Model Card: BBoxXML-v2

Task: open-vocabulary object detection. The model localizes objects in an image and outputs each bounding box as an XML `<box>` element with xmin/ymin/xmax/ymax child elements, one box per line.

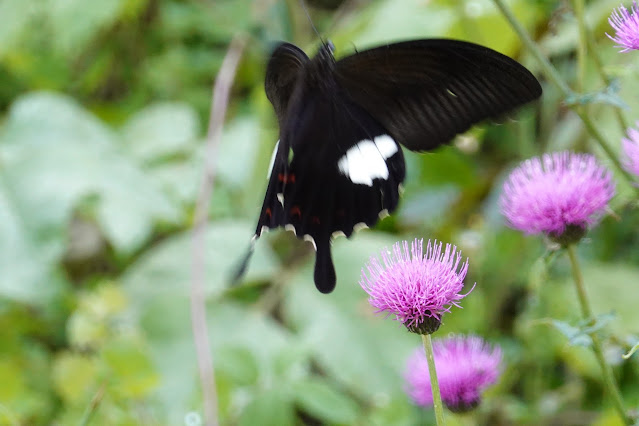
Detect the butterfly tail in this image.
<box><xmin>229</xmin><ymin>239</ymin><xmax>256</xmax><ymax>286</ymax></box>
<box><xmin>314</xmin><ymin>238</ymin><xmax>336</xmax><ymax>294</ymax></box>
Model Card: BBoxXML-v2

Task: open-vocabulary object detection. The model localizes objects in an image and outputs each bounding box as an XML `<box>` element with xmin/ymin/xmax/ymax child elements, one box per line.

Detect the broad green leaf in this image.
<box><xmin>366</xmin><ymin>395</ymin><xmax>416</xmax><ymax>426</ymax></box>
<box><xmin>293</xmin><ymin>378</ymin><xmax>361</xmax><ymax>424</ymax></box>
<box><xmin>0</xmin><ymin>0</ymin><xmax>35</xmax><ymax>58</ymax></box>
<box><xmin>45</xmin><ymin>0</ymin><xmax>124</xmax><ymax>56</ymax></box>
<box><xmin>0</xmin><ymin>350</ymin><xmax>55</xmax><ymax>423</ymax></box>
<box><xmin>121</xmin><ymin>102</ymin><xmax>200</xmax><ymax>164</ymax></box>
<box><xmin>0</xmin><ymin>358</ymin><xmax>28</xmax><ymax>402</ymax></box>
<box><xmin>0</xmin><ymin>176</ymin><xmax>66</xmax><ymax>303</ymax></box>
<box><xmin>216</xmin><ymin>346</ymin><xmax>259</xmax><ymax>386</ymax></box>
<box><xmin>121</xmin><ymin>220</ymin><xmax>279</xmax><ymax>300</ymax></box>
<box><xmin>238</xmin><ymin>389</ymin><xmax>295</xmax><ymax>426</ymax></box>
<box><xmin>127</xmin><ymin>296</ymin><xmax>295</xmax><ymax>424</ymax></box>
<box><xmin>102</xmin><ymin>338</ymin><xmax>160</xmax><ymax>398</ymax></box>
<box><xmin>51</xmin><ymin>352</ymin><xmax>99</xmax><ymax>404</ymax></box>
<box><xmin>0</xmin><ymin>92</ymin><xmax>180</xmax><ymax>302</ymax></box>
<box><xmin>216</xmin><ymin>116</ymin><xmax>262</xmax><ymax>189</ymax></box>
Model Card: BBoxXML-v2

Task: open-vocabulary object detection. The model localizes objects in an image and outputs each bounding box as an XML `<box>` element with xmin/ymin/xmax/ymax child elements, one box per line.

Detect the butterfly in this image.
<box><xmin>236</xmin><ymin>39</ymin><xmax>542</xmax><ymax>294</ymax></box>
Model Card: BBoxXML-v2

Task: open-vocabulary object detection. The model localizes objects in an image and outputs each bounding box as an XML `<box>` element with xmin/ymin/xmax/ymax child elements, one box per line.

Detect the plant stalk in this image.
<box><xmin>422</xmin><ymin>333</ymin><xmax>446</xmax><ymax>426</ymax></box>
<box><xmin>566</xmin><ymin>245</ymin><xmax>631</xmax><ymax>425</ymax></box>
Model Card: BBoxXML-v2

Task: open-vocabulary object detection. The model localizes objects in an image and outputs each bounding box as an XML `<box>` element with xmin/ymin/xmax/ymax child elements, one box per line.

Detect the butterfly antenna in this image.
<box><xmin>299</xmin><ymin>0</ymin><xmax>323</xmax><ymax>42</ymax></box>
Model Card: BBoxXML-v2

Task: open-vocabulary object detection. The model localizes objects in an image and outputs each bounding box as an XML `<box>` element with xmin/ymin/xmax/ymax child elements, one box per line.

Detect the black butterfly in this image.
<box><xmin>236</xmin><ymin>39</ymin><xmax>541</xmax><ymax>294</ymax></box>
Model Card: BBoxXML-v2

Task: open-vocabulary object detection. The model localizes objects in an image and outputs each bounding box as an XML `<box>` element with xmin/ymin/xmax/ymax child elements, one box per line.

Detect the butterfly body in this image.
<box><xmin>241</xmin><ymin>39</ymin><xmax>541</xmax><ymax>294</ymax></box>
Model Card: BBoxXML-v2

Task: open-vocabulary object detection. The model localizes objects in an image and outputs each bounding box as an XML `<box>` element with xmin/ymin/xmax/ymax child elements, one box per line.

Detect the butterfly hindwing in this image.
<box><xmin>334</xmin><ymin>39</ymin><xmax>542</xmax><ymax>152</ymax></box>
<box><xmin>256</xmin><ymin>88</ymin><xmax>405</xmax><ymax>293</ymax></box>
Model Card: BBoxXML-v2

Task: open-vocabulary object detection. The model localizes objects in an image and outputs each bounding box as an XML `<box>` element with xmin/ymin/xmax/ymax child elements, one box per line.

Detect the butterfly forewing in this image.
<box><xmin>265</xmin><ymin>43</ymin><xmax>310</xmax><ymax>126</ymax></box>
<box><xmin>334</xmin><ymin>39</ymin><xmax>542</xmax><ymax>152</ymax></box>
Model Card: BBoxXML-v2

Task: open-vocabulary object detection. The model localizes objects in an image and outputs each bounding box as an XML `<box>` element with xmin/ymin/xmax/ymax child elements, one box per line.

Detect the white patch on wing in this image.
<box><xmin>266</xmin><ymin>140</ymin><xmax>279</xmax><ymax>179</ymax></box>
<box><xmin>303</xmin><ymin>234</ymin><xmax>317</xmax><ymax>250</ymax></box>
<box><xmin>378</xmin><ymin>209</ymin><xmax>389</xmax><ymax>219</ymax></box>
<box><xmin>332</xmin><ymin>230</ymin><xmax>346</xmax><ymax>240</ymax></box>
<box><xmin>285</xmin><ymin>224</ymin><xmax>297</xmax><ymax>235</ymax></box>
<box><xmin>277</xmin><ymin>193</ymin><xmax>284</xmax><ymax>205</ymax></box>
<box><xmin>337</xmin><ymin>135</ymin><xmax>398</xmax><ymax>186</ymax></box>
<box><xmin>354</xmin><ymin>222</ymin><xmax>368</xmax><ymax>232</ymax></box>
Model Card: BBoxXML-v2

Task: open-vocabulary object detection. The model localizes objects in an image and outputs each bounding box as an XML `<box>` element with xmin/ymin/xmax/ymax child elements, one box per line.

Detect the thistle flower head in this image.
<box><xmin>607</xmin><ymin>1</ymin><xmax>639</xmax><ymax>51</ymax></box>
<box><xmin>404</xmin><ymin>335</ymin><xmax>502</xmax><ymax>413</ymax></box>
<box><xmin>622</xmin><ymin>122</ymin><xmax>639</xmax><ymax>178</ymax></box>
<box><xmin>359</xmin><ymin>239</ymin><xmax>473</xmax><ymax>334</ymax></box>
<box><xmin>500</xmin><ymin>151</ymin><xmax>614</xmax><ymax>244</ymax></box>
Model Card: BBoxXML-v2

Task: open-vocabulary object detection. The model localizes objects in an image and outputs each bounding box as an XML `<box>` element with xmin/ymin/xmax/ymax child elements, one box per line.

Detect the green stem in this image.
<box><xmin>422</xmin><ymin>333</ymin><xmax>446</xmax><ymax>426</ymax></box>
<box><xmin>566</xmin><ymin>246</ymin><xmax>631</xmax><ymax>425</ymax></box>
<box><xmin>584</xmin><ymin>22</ymin><xmax>630</xmax><ymax>132</ymax></box>
<box><xmin>491</xmin><ymin>0</ymin><xmax>637</xmax><ymax>188</ymax></box>
<box><xmin>78</xmin><ymin>384</ymin><xmax>105</xmax><ymax>426</ymax></box>
<box><xmin>572</xmin><ymin>0</ymin><xmax>586</xmax><ymax>93</ymax></box>
<box><xmin>572</xmin><ymin>0</ymin><xmax>630</xmax><ymax>143</ymax></box>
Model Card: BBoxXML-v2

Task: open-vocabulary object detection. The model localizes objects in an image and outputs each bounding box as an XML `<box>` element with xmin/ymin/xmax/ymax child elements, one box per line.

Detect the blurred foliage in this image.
<box><xmin>2</xmin><ymin>0</ymin><xmax>639</xmax><ymax>424</ymax></box>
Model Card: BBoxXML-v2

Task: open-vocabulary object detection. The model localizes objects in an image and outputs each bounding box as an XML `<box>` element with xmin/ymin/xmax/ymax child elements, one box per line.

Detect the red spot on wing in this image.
<box><xmin>265</xmin><ymin>207</ymin><xmax>272</xmax><ymax>218</ymax></box>
<box><xmin>311</xmin><ymin>216</ymin><xmax>320</xmax><ymax>225</ymax></box>
<box><xmin>278</xmin><ymin>173</ymin><xmax>296</xmax><ymax>184</ymax></box>
<box><xmin>290</xmin><ymin>206</ymin><xmax>301</xmax><ymax>218</ymax></box>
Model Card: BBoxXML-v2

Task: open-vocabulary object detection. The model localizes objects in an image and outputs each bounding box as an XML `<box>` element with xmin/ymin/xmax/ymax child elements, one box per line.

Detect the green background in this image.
<box><xmin>1</xmin><ymin>0</ymin><xmax>638</xmax><ymax>424</ymax></box>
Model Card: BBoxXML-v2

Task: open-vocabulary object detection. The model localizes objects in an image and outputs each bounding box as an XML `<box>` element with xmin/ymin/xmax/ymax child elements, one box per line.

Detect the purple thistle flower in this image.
<box><xmin>606</xmin><ymin>1</ymin><xmax>639</xmax><ymax>52</ymax></box>
<box><xmin>404</xmin><ymin>335</ymin><xmax>502</xmax><ymax>413</ymax></box>
<box><xmin>359</xmin><ymin>239</ymin><xmax>473</xmax><ymax>335</ymax></box>
<box><xmin>500</xmin><ymin>151</ymin><xmax>615</xmax><ymax>244</ymax></box>
<box><xmin>622</xmin><ymin>122</ymin><xmax>639</xmax><ymax>178</ymax></box>
<box><xmin>607</xmin><ymin>2</ymin><xmax>639</xmax><ymax>51</ymax></box>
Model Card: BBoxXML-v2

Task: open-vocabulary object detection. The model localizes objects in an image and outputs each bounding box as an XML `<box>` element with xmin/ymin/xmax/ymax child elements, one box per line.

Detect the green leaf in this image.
<box><xmin>550</xmin><ymin>320</ymin><xmax>592</xmax><ymax>347</ymax></box>
<box><xmin>122</xmin><ymin>220</ymin><xmax>279</xmax><ymax>300</ymax></box>
<box><xmin>239</xmin><ymin>389</ymin><xmax>295</xmax><ymax>426</ymax></box>
<box><xmin>0</xmin><ymin>176</ymin><xmax>67</xmax><ymax>303</ymax></box>
<box><xmin>0</xmin><ymin>92</ymin><xmax>180</xmax><ymax>302</ymax></box>
<box><xmin>128</xmin><ymin>297</ymin><xmax>296</xmax><ymax>425</ymax></box>
<box><xmin>216</xmin><ymin>346</ymin><xmax>259</xmax><ymax>386</ymax></box>
<box><xmin>565</xmin><ymin>81</ymin><xmax>629</xmax><ymax>109</ymax></box>
<box><xmin>45</xmin><ymin>0</ymin><xmax>124</xmax><ymax>56</ymax></box>
<box><xmin>102</xmin><ymin>338</ymin><xmax>160</xmax><ymax>398</ymax></box>
<box><xmin>551</xmin><ymin>313</ymin><xmax>616</xmax><ymax>347</ymax></box>
<box><xmin>293</xmin><ymin>378</ymin><xmax>360</xmax><ymax>424</ymax></box>
<box><xmin>0</xmin><ymin>0</ymin><xmax>35</xmax><ymax>58</ymax></box>
<box><xmin>121</xmin><ymin>102</ymin><xmax>200</xmax><ymax>164</ymax></box>
<box><xmin>216</xmin><ymin>116</ymin><xmax>262</xmax><ymax>188</ymax></box>
<box><xmin>51</xmin><ymin>352</ymin><xmax>99</xmax><ymax>404</ymax></box>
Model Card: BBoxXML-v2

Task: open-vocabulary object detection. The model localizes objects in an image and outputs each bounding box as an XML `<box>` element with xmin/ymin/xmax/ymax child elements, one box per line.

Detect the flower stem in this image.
<box><xmin>582</xmin><ymin>15</ymin><xmax>630</xmax><ymax>132</ymax></box>
<box><xmin>571</xmin><ymin>0</ymin><xmax>630</xmax><ymax>142</ymax></box>
<box><xmin>422</xmin><ymin>333</ymin><xmax>446</xmax><ymax>426</ymax></box>
<box><xmin>572</xmin><ymin>0</ymin><xmax>586</xmax><ymax>93</ymax></box>
<box><xmin>566</xmin><ymin>245</ymin><xmax>631</xmax><ymax>425</ymax></box>
<box><xmin>490</xmin><ymin>0</ymin><xmax>638</xmax><ymax>189</ymax></box>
